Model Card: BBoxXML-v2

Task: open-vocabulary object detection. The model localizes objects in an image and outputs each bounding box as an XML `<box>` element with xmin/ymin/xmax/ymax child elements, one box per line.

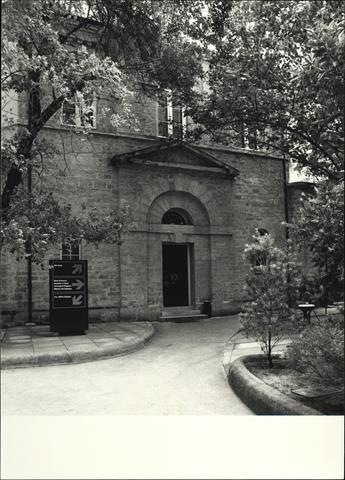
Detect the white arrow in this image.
<box><xmin>71</xmin><ymin>279</ymin><xmax>84</xmax><ymax>290</ymax></box>
<box><xmin>72</xmin><ymin>264</ymin><xmax>82</xmax><ymax>275</ymax></box>
<box><xmin>72</xmin><ymin>295</ymin><xmax>83</xmax><ymax>306</ymax></box>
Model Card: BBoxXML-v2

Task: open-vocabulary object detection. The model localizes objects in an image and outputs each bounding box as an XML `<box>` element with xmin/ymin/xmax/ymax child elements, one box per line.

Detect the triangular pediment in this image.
<box><xmin>110</xmin><ymin>142</ymin><xmax>239</xmax><ymax>178</ymax></box>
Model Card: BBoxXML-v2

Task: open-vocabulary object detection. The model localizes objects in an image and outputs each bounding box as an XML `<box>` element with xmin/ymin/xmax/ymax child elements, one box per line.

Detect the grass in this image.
<box><xmin>244</xmin><ymin>357</ymin><xmax>344</xmax><ymax>415</ymax></box>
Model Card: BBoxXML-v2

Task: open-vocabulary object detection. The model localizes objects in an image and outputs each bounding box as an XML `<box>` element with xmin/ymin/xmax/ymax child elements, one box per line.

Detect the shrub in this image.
<box><xmin>286</xmin><ymin>315</ymin><xmax>344</xmax><ymax>388</ymax></box>
<box><xmin>240</xmin><ymin>231</ymin><xmax>299</xmax><ymax>367</ymax></box>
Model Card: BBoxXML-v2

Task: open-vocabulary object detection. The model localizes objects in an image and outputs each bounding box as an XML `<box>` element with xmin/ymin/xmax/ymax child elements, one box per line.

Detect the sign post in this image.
<box><xmin>49</xmin><ymin>260</ymin><xmax>88</xmax><ymax>334</ymax></box>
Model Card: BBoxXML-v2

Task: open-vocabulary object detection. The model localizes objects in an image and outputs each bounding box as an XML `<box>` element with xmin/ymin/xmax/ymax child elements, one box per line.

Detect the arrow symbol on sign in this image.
<box><xmin>72</xmin><ymin>264</ymin><xmax>82</xmax><ymax>275</ymax></box>
<box><xmin>72</xmin><ymin>295</ymin><xmax>83</xmax><ymax>306</ymax></box>
<box><xmin>71</xmin><ymin>279</ymin><xmax>84</xmax><ymax>290</ymax></box>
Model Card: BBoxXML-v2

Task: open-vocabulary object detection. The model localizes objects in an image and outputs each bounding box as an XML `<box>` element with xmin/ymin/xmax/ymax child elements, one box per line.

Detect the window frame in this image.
<box><xmin>161</xmin><ymin>208</ymin><xmax>193</xmax><ymax>225</ymax></box>
<box><xmin>156</xmin><ymin>89</ymin><xmax>186</xmax><ymax>139</ymax></box>
<box><xmin>254</xmin><ymin>229</ymin><xmax>269</xmax><ymax>267</ymax></box>
<box><xmin>61</xmin><ymin>240</ymin><xmax>82</xmax><ymax>261</ymax></box>
<box><xmin>61</xmin><ymin>92</ymin><xmax>97</xmax><ymax>129</ymax></box>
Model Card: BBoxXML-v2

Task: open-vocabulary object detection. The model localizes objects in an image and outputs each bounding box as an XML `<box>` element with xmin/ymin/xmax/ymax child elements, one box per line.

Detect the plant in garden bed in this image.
<box><xmin>240</xmin><ymin>231</ymin><xmax>300</xmax><ymax>367</ymax></box>
<box><xmin>286</xmin><ymin>315</ymin><xmax>344</xmax><ymax>390</ymax></box>
<box><xmin>244</xmin><ymin>355</ymin><xmax>344</xmax><ymax>415</ymax></box>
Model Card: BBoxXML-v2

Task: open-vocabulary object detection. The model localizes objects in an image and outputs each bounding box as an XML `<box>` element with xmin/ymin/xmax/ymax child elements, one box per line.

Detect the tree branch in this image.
<box><xmin>33</xmin><ymin>95</ymin><xmax>65</xmax><ymax>135</ymax></box>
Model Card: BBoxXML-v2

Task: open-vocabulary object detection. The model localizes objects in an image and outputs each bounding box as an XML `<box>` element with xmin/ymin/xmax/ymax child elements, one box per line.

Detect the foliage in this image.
<box><xmin>1</xmin><ymin>0</ymin><xmax>230</xmax><ymax>262</ymax></box>
<box><xmin>288</xmin><ymin>180</ymin><xmax>344</xmax><ymax>305</ymax></box>
<box><xmin>286</xmin><ymin>315</ymin><xmax>344</xmax><ymax>388</ymax></box>
<box><xmin>189</xmin><ymin>0</ymin><xmax>344</xmax><ymax>181</ymax></box>
<box><xmin>0</xmin><ymin>185</ymin><xmax>132</xmax><ymax>266</ymax></box>
<box><xmin>78</xmin><ymin>204</ymin><xmax>132</xmax><ymax>246</ymax></box>
<box><xmin>240</xmin><ymin>231</ymin><xmax>300</xmax><ymax>367</ymax></box>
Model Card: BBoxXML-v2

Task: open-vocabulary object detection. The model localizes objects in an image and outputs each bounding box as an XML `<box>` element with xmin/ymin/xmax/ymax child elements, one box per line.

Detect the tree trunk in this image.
<box><xmin>1</xmin><ymin>74</ymin><xmax>65</xmax><ymax>215</ymax></box>
<box><xmin>1</xmin><ymin>134</ymin><xmax>35</xmax><ymax>214</ymax></box>
<box><xmin>268</xmin><ymin>323</ymin><xmax>273</xmax><ymax>368</ymax></box>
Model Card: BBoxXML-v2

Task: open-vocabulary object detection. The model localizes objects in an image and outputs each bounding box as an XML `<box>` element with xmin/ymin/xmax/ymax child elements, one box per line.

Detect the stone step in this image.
<box><xmin>159</xmin><ymin>314</ymin><xmax>207</xmax><ymax>323</ymax></box>
<box><xmin>162</xmin><ymin>308</ymin><xmax>200</xmax><ymax>317</ymax></box>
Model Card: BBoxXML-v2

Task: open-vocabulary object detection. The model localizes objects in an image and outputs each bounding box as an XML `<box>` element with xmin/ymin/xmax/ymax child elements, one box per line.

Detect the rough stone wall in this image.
<box><xmin>201</xmin><ymin>147</ymin><xmax>288</xmax><ymax>311</ymax></box>
<box><xmin>1</xmin><ymin>129</ymin><xmax>154</xmax><ymax>326</ymax></box>
<box><xmin>1</xmin><ymin>112</ymin><xmax>290</xmax><ymax>325</ymax></box>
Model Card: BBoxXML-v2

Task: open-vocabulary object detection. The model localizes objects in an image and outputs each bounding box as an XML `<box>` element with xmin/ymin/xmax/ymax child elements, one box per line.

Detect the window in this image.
<box><xmin>158</xmin><ymin>91</ymin><xmax>170</xmax><ymax>137</ymax></box>
<box><xmin>258</xmin><ymin>228</ymin><xmax>269</xmax><ymax>236</ymax></box>
<box><xmin>157</xmin><ymin>90</ymin><xmax>185</xmax><ymax>139</ymax></box>
<box><xmin>162</xmin><ymin>208</ymin><xmax>192</xmax><ymax>225</ymax></box>
<box><xmin>255</xmin><ymin>229</ymin><xmax>269</xmax><ymax>266</ymax></box>
<box><xmin>241</xmin><ymin>123</ymin><xmax>258</xmax><ymax>150</ymax></box>
<box><xmin>172</xmin><ymin>103</ymin><xmax>183</xmax><ymax>138</ymax></box>
<box><xmin>61</xmin><ymin>241</ymin><xmax>81</xmax><ymax>260</ymax></box>
<box><xmin>61</xmin><ymin>92</ymin><xmax>97</xmax><ymax>128</ymax></box>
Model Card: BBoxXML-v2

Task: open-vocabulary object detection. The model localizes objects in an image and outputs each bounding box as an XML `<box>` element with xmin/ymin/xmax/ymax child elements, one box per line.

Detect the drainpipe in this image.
<box><xmin>117</xmin><ymin>166</ymin><xmax>122</xmax><ymax>321</ymax></box>
<box><xmin>282</xmin><ymin>157</ymin><xmax>292</xmax><ymax>307</ymax></box>
<box><xmin>26</xmin><ymin>162</ymin><xmax>34</xmax><ymax>325</ymax></box>
<box><xmin>282</xmin><ymin>157</ymin><xmax>290</xmax><ymax>240</ymax></box>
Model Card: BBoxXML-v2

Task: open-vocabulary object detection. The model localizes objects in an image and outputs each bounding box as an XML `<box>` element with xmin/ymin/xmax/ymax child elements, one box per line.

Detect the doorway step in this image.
<box><xmin>159</xmin><ymin>306</ymin><xmax>207</xmax><ymax>323</ymax></box>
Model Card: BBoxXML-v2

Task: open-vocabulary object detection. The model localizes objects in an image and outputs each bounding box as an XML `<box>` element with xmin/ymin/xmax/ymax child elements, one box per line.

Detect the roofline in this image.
<box><xmin>110</xmin><ymin>140</ymin><xmax>240</xmax><ymax>178</ymax></box>
<box><xmin>11</xmin><ymin>122</ymin><xmax>288</xmax><ymax>162</ymax></box>
<box><xmin>287</xmin><ymin>181</ymin><xmax>316</xmax><ymax>187</ymax></box>
<box><xmin>195</xmin><ymin>142</ymin><xmax>285</xmax><ymax>161</ymax></box>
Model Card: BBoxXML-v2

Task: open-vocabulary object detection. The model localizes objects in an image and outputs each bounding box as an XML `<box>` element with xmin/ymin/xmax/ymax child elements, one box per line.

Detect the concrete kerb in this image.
<box><xmin>222</xmin><ymin>333</ymin><xmax>321</xmax><ymax>415</ymax></box>
<box><xmin>228</xmin><ymin>355</ymin><xmax>322</xmax><ymax>415</ymax></box>
<box><xmin>221</xmin><ymin>327</ymin><xmax>249</xmax><ymax>378</ymax></box>
<box><xmin>1</xmin><ymin>322</ymin><xmax>155</xmax><ymax>369</ymax></box>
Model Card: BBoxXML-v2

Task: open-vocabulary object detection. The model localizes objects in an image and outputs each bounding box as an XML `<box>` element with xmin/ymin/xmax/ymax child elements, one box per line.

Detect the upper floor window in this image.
<box><xmin>241</xmin><ymin>123</ymin><xmax>258</xmax><ymax>150</ymax></box>
<box><xmin>61</xmin><ymin>240</ymin><xmax>81</xmax><ymax>260</ymax></box>
<box><xmin>61</xmin><ymin>92</ymin><xmax>97</xmax><ymax>129</ymax></box>
<box><xmin>157</xmin><ymin>90</ymin><xmax>185</xmax><ymax>139</ymax></box>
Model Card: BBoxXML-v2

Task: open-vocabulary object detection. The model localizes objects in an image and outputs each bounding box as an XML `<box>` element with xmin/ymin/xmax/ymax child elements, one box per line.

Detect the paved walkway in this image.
<box><xmin>0</xmin><ymin>321</ymin><xmax>154</xmax><ymax>369</ymax></box>
<box><xmin>1</xmin><ymin>315</ymin><xmax>253</xmax><ymax>415</ymax></box>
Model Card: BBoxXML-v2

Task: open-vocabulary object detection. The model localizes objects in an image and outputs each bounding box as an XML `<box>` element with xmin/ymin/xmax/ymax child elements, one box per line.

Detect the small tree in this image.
<box><xmin>240</xmin><ymin>231</ymin><xmax>299</xmax><ymax>367</ymax></box>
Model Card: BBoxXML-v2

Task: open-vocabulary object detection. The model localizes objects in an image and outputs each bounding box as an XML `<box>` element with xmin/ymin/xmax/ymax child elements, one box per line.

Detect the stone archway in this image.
<box><xmin>147</xmin><ymin>190</ymin><xmax>210</xmax><ymax>226</ymax></box>
<box><xmin>146</xmin><ymin>191</ymin><xmax>211</xmax><ymax>313</ymax></box>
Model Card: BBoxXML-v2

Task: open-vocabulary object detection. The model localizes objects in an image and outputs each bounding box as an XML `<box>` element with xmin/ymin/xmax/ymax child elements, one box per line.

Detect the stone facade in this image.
<box><xmin>1</xmin><ymin>89</ymin><xmax>298</xmax><ymax>326</ymax></box>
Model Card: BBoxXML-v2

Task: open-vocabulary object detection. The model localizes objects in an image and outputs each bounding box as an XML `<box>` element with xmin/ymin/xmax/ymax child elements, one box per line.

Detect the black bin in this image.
<box><xmin>203</xmin><ymin>300</ymin><xmax>212</xmax><ymax>318</ymax></box>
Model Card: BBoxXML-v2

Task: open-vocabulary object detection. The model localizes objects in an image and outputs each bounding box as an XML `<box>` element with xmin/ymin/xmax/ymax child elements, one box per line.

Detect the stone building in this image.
<box><xmin>1</xmin><ymin>37</ymin><xmax>311</xmax><ymax>326</ymax></box>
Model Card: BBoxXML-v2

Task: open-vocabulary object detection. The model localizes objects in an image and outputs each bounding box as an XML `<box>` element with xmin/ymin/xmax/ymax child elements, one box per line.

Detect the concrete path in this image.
<box><xmin>0</xmin><ymin>322</ymin><xmax>154</xmax><ymax>369</ymax></box>
<box><xmin>1</xmin><ymin>315</ymin><xmax>253</xmax><ymax>415</ymax></box>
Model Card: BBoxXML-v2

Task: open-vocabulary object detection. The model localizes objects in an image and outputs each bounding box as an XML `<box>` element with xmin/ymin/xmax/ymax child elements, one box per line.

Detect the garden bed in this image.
<box><xmin>244</xmin><ymin>356</ymin><xmax>344</xmax><ymax>415</ymax></box>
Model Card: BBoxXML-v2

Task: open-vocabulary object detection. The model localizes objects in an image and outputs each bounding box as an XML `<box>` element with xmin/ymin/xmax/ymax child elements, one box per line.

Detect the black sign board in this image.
<box><xmin>49</xmin><ymin>260</ymin><xmax>88</xmax><ymax>334</ymax></box>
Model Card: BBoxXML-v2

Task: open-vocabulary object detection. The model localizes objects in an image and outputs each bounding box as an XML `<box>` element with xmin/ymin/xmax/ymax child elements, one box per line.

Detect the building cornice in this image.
<box><xmin>8</xmin><ymin>122</ymin><xmax>286</xmax><ymax>162</ymax></box>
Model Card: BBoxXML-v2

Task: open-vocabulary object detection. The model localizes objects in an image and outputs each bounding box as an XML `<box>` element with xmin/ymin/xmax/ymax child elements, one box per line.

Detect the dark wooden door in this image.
<box><xmin>162</xmin><ymin>244</ymin><xmax>189</xmax><ymax>307</ymax></box>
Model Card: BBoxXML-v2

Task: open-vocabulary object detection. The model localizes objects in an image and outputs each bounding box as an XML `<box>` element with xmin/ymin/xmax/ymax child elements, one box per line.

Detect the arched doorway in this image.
<box><xmin>146</xmin><ymin>191</ymin><xmax>211</xmax><ymax>312</ymax></box>
<box><xmin>161</xmin><ymin>208</ymin><xmax>193</xmax><ymax>307</ymax></box>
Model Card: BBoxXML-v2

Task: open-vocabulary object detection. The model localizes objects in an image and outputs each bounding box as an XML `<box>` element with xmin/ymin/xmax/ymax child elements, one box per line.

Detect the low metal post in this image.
<box><xmin>298</xmin><ymin>304</ymin><xmax>315</xmax><ymax>325</ymax></box>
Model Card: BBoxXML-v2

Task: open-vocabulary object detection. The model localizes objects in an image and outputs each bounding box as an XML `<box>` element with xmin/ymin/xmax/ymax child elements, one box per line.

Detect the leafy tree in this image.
<box><xmin>0</xmin><ymin>0</ymin><xmax>233</xmax><ymax>323</ymax></box>
<box><xmin>1</xmin><ymin>0</ymin><xmax>137</xmax><ymax>258</ymax></box>
<box><xmin>240</xmin><ymin>231</ymin><xmax>300</xmax><ymax>367</ymax></box>
<box><xmin>189</xmin><ymin>0</ymin><xmax>344</xmax><ymax>181</ymax></box>
<box><xmin>1</xmin><ymin>0</ymin><xmax>230</xmax><ymax>260</ymax></box>
<box><xmin>288</xmin><ymin>180</ymin><xmax>344</xmax><ymax>306</ymax></box>
<box><xmin>0</xmin><ymin>186</ymin><xmax>132</xmax><ymax>266</ymax></box>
